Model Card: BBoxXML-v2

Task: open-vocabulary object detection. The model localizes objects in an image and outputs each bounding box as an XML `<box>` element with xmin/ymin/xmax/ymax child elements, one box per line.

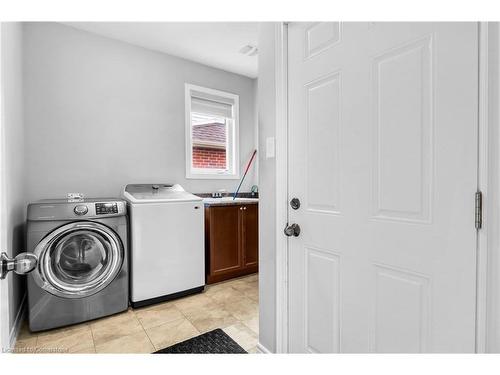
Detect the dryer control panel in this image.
<box><xmin>27</xmin><ymin>199</ymin><xmax>126</xmax><ymax>221</ymax></box>
<box><xmin>95</xmin><ymin>202</ymin><xmax>119</xmax><ymax>215</ymax></box>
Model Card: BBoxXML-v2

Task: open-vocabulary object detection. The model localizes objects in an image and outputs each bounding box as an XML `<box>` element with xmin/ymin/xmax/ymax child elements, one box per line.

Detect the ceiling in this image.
<box><xmin>63</xmin><ymin>22</ymin><xmax>259</xmax><ymax>78</ymax></box>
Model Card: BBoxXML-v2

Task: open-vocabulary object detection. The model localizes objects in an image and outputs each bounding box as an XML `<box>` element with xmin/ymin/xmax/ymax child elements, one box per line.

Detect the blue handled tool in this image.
<box><xmin>233</xmin><ymin>150</ymin><xmax>257</xmax><ymax>200</ymax></box>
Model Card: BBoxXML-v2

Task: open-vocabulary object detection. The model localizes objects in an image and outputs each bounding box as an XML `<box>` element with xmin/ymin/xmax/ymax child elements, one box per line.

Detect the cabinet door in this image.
<box><xmin>242</xmin><ymin>204</ymin><xmax>258</xmax><ymax>268</ymax></box>
<box><xmin>209</xmin><ymin>205</ymin><xmax>242</xmax><ymax>278</ymax></box>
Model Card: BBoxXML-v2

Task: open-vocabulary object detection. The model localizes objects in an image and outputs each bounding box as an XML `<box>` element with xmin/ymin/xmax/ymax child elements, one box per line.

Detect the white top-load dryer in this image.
<box><xmin>123</xmin><ymin>184</ymin><xmax>204</xmax><ymax>307</ymax></box>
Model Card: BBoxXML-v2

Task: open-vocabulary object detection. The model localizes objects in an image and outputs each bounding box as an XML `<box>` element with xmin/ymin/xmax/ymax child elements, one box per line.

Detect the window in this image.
<box><xmin>185</xmin><ymin>84</ymin><xmax>239</xmax><ymax>179</ymax></box>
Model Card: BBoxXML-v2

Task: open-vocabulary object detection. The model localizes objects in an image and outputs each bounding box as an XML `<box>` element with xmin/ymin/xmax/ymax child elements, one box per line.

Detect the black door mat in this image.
<box><xmin>154</xmin><ymin>328</ymin><xmax>247</xmax><ymax>354</ymax></box>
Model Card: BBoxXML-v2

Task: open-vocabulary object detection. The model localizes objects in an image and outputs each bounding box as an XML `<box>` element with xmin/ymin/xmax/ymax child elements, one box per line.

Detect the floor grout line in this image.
<box><xmin>16</xmin><ymin>274</ymin><xmax>258</xmax><ymax>354</ymax></box>
<box><xmin>202</xmin><ymin>277</ymin><xmax>259</xmax><ymax>348</ymax></box>
<box><xmin>133</xmin><ymin>309</ymin><xmax>158</xmax><ymax>352</ymax></box>
<box><xmin>88</xmin><ymin>323</ymin><xmax>97</xmax><ymax>353</ymax></box>
<box><xmin>171</xmin><ymin>298</ymin><xmax>204</xmax><ymax>337</ymax></box>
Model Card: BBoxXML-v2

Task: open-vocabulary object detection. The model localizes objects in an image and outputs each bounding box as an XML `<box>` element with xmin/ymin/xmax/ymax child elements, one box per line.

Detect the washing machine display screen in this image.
<box><xmin>95</xmin><ymin>203</ymin><xmax>118</xmax><ymax>215</ymax></box>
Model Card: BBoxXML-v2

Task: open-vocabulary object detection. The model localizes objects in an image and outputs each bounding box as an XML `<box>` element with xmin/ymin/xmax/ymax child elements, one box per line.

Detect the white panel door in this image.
<box><xmin>287</xmin><ymin>22</ymin><xmax>478</xmax><ymax>353</ymax></box>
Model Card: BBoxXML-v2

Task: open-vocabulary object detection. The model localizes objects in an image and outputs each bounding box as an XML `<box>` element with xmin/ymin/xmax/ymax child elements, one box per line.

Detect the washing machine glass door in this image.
<box><xmin>33</xmin><ymin>222</ymin><xmax>124</xmax><ymax>298</ymax></box>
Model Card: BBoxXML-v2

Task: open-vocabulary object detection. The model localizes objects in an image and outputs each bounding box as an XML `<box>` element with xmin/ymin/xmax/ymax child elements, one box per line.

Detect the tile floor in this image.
<box><xmin>13</xmin><ymin>273</ymin><xmax>258</xmax><ymax>354</ymax></box>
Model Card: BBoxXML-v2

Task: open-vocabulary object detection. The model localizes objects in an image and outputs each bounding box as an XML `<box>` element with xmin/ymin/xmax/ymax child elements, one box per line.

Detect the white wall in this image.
<box><xmin>23</xmin><ymin>22</ymin><xmax>257</xmax><ymax>202</ymax></box>
<box><xmin>257</xmin><ymin>23</ymin><xmax>278</xmax><ymax>353</ymax></box>
<box><xmin>1</xmin><ymin>22</ymin><xmax>26</xmax><ymax>346</ymax></box>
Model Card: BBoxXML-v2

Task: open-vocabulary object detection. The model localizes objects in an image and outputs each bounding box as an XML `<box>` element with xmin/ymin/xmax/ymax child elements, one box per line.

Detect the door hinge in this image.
<box><xmin>475</xmin><ymin>191</ymin><xmax>483</xmax><ymax>230</ymax></box>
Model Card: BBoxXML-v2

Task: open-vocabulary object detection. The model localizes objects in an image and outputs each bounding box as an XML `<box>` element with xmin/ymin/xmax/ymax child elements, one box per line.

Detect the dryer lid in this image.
<box><xmin>123</xmin><ymin>184</ymin><xmax>202</xmax><ymax>203</ymax></box>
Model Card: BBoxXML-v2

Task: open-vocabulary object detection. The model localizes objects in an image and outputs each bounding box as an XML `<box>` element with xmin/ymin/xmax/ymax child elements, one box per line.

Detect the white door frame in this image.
<box><xmin>274</xmin><ymin>21</ymin><xmax>497</xmax><ymax>353</ymax></box>
<box><xmin>0</xmin><ymin>23</ymin><xmax>11</xmax><ymax>351</ymax></box>
<box><xmin>475</xmin><ymin>21</ymin><xmax>490</xmax><ymax>353</ymax></box>
<box><xmin>274</xmin><ymin>21</ymin><xmax>289</xmax><ymax>354</ymax></box>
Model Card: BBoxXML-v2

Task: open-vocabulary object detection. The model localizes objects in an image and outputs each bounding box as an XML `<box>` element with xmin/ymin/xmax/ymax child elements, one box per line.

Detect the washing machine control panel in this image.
<box><xmin>95</xmin><ymin>202</ymin><xmax>119</xmax><ymax>215</ymax></box>
<box><xmin>73</xmin><ymin>205</ymin><xmax>89</xmax><ymax>216</ymax></box>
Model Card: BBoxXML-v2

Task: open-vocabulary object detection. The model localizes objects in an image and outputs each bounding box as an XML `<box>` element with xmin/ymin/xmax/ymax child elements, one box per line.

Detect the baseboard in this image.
<box><xmin>257</xmin><ymin>342</ymin><xmax>272</xmax><ymax>354</ymax></box>
<box><xmin>9</xmin><ymin>292</ymin><xmax>26</xmax><ymax>349</ymax></box>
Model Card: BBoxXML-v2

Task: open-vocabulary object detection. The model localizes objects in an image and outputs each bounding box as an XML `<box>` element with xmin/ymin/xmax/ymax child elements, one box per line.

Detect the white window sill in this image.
<box><xmin>185</xmin><ymin>173</ymin><xmax>240</xmax><ymax>180</ymax></box>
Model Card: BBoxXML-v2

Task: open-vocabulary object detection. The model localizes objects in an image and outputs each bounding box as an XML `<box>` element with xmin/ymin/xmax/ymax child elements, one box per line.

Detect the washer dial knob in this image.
<box><xmin>74</xmin><ymin>205</ymin><xmax>88</xmax><ymax>216</ymax></box>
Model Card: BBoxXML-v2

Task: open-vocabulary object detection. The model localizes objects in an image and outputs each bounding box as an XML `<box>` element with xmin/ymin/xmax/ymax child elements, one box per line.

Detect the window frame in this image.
<box><xmin>185</xmin><ymin>83</ymin><xmax>240</xmax><ymax>179</ymax></box>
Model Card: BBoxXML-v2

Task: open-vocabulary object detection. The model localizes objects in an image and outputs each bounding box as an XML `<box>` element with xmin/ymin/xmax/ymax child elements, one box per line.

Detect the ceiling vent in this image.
<box><xmin>239</xmin><ymin>44</ymin><xmax>258</xmax><ymax>57</ymax></box>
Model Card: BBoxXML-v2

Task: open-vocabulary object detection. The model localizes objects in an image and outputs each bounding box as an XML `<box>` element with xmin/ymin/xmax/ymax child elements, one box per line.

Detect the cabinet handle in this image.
<box><xmin>244</xmin><ymin>207</ymin><xmax>247</xmax><ymax>210</ymax></box>
<box><xmin>240</xmin><ymin>207</ymin><xmax>243</xmax><ymax>210</ymax></box>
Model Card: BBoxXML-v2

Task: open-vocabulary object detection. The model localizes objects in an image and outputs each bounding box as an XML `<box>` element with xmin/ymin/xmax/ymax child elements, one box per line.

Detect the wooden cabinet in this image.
<box><xmin>242</xmin><ymin>204</ymin><xmax>258</xmax><ymax>268</ymax></box>
<box><xmin>205</xmin><ymin>203</ymin><xmax>258</xmax><ymax>284</ymax></box>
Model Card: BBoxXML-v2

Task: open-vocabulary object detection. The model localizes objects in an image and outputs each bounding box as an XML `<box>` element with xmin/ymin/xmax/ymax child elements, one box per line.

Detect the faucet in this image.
<box><xmin>211</xmin><ymin>189</ymin><xmax>227</xmax><ymax>198</ymax></box>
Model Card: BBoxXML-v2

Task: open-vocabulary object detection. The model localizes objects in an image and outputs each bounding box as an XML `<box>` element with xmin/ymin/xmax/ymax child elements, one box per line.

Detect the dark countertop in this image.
<box><xmin>202</xmin><ymin>197</ymin><xmax>259</xmax><ymax>206</ymax></box>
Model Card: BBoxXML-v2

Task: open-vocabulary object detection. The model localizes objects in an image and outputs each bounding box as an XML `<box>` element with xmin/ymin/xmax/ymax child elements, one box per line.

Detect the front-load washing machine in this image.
<box><xmin>25</xmin><ymin>198</ymin><xmax>128</xmax><ymax>332</ymax></box>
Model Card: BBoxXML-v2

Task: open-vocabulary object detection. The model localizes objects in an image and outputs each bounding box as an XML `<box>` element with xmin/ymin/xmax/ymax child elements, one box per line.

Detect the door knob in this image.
<box><xmin>0</xmin><ymin>252</ymin><xmax>38</xmax><ymax>280</ymax></box>
<box><xmin>284</xmin><ymin>223</ymin><xmax>301</xmax><ymax>237</ymax></box>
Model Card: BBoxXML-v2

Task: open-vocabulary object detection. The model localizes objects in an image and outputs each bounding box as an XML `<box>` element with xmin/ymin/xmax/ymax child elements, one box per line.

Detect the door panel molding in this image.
<box><xmin>371</xmin><ymin>35</ymin><xmax>434</xmax><ymax>224</ymax></box>
<box><xmin>304</xmin><ymin>22</ymin><xmax>342</xmax><ymax>60</ymax></box>
<box><xmin>304</xmin><ymin>246</ymin><xmax>341</xmax><ymax>353</ymax></box>
<box><xmin>305</xmin><ymin>70</ymin><xmax>342</xmax><ymax>215</ymax></box>
<box><xmin>370</xmin><ymin>263</ymin><xmax>431</xmax><ymax>353</ymax></box>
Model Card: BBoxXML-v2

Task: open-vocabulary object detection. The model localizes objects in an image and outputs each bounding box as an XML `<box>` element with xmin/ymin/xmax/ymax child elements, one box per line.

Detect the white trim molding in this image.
<box><xmin>257</xmin><ymin>342</ymin><xmax>272</xmax><ymax>354</ymax></box>
<box><xmin>475</xmin><ymin>21</ymin><xmax>500</xmax><ymax>354</ymax></box>
<box><xmin>184</xmin><ymin>83</ymin><xmax>240</xmax><ymax>180</ymax></box>
<box><xmin>9</xmin><ymin>293</ymin><xmax>26</xmax><ymax>349</ymax></box>
<box><xmin>0</xmin><ymin>23</ymin><xmax>9</xmax><ymax>351</ymax></box>
<box><xmin>478</xmin><ymin>21</ymin><xmax>500</xmax><ymax>353</ymax></box>
<box><xmin>475</xmin><ymin>21</ymin><xmax>489</xmax><ymax>353</ymax></box>
<box><xmin>275</xmin><ymin>22</ymin><xmax>289</xmax><ymax>354</ymax></box>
